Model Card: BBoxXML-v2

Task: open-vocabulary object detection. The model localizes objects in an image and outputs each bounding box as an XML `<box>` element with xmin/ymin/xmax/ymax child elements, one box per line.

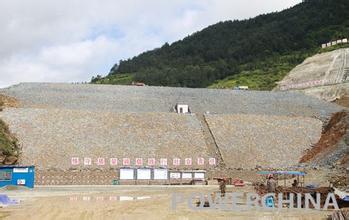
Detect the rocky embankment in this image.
<box><xmin>300</xmin><ymin>111</ymin><xmax>349</xmax><ymax>169</ymax></box>
<box><xmin>0</xmin><ymin>83</ymin><xmax>346</xmax><ymax>185</ymax></box>
<box><xmin>0</xmin><ymin>94</ymin><xmax>19</xmax><ymax>165</ymax></box>
<box><xmin>275</xmin><ymin>48</ymin><xmax>349</xmax><ymax>103</ymax></box>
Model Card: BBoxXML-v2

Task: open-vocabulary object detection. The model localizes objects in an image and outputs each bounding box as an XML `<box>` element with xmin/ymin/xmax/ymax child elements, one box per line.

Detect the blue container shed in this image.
<box><xmin>0</xmin><ymin>166</ymin><xmax>35</xmax><ymax>188</ymax></box>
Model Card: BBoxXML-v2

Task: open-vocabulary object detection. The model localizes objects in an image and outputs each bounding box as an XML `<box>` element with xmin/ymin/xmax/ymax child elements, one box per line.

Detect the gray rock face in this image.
<box><xmin>276</xmin><ymin>48</ymin><xmax>349</xmax><ymax>101</ymax></box>
<box><xmin>302</xmin><ymin>82</ymin><xmax>349</xmax><ymax>102</ymax></box>
<box><xmin>0</xmin><ymin>108</ymin><xmax>210</xmax><ymax>170</ymax></box>
<box><xmin>205</xmin><ymin>114</ymin><xmax>322</xmax><ymax>169</ymax></box>
<box><xmin>0</xmin><ymin>83</ymin><xmax>342</xmax><ymax>171</ymax></box>
<box><xmin>277</xmin><ymin>48</ymin><xmax>349</xmax><ymax>89</ymax></box>
<box><xmin>1</xmin><ymin>83</ymin><xmax>342</xmax><ymax>120</ymax></box>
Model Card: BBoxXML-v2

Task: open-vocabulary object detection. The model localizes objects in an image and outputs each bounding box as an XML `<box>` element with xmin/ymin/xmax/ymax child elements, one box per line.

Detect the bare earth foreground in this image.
<box><xmin>0</xmin><ymin>186</ymin><xmax>331</xmax><ymax>220</ymax></box>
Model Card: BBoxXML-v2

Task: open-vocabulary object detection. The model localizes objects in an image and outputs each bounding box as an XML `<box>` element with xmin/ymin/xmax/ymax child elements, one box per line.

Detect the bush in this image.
<box><xmin>0</xmin><ymin>119</ymin><xmax>18</xmax><ymax>156</ymax></box>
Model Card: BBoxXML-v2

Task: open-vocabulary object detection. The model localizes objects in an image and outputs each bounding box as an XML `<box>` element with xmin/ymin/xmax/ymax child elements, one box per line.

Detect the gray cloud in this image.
<box><xmin>0</xmin><ymin>0</ymin><xmax>301</xmax><ymax>88</ymax></box>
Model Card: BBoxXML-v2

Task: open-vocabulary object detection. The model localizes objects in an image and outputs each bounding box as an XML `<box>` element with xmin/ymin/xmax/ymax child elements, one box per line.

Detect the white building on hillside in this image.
<box><xmin>175</xmin><ymin>104</ymin><xmax>190</xmax><ymax>114</ymax></box>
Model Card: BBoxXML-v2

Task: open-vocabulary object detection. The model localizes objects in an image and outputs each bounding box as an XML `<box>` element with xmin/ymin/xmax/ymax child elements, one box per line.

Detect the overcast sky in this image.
<box><xmin>0</xmin><ymin>0</ymin><xmax>301</xmax><ymax>88</ymax></box>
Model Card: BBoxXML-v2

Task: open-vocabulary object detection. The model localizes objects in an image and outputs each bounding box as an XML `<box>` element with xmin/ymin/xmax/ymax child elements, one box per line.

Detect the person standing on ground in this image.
<box><xmin>292</xmin><ymin>179</ymin><xmax>299</xmax><ymax>187</ymax></box>
<box><xmin>219</xmin><ymin>178</ymin><xmax>227</xmax><ymax>196</ymax></box>
<box><xmin>267</xmin><ymin>174</ymin><xmax>276</xmax><ymax>193</ymax></box>
<box><xmin>265</xmin><ymin>174</ymin><xmax>277</xmax><ymax>208</ymax></box>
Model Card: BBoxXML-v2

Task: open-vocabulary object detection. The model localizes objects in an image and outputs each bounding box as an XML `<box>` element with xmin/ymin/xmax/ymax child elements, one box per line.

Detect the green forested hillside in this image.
<box><xmin>92</xmin><ymin>0</ymin><xmax>349</xmax><ymax>90</ymax></box>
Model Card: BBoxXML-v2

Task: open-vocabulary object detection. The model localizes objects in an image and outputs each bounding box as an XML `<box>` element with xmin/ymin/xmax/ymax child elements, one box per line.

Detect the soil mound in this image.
<box><xmin>300</xmin><ymin>111</ymin><xmax>349</xmax><ymax>167</ymax></box>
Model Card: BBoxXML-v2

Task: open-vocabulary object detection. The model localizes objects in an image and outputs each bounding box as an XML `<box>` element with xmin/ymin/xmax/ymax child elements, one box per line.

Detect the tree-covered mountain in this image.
<box><xmin>92</xmin><ymin>0</ymin><xmax>349</xmax><ymax>90</ymax></box>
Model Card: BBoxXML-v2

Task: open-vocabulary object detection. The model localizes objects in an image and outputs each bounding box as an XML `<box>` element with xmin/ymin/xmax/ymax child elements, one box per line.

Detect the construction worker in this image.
<box><xmin>219</xmin><ymin>178</ymin><xmax>227</xmax><ymax>196</ymax></box>
<box><xmin>292</xmin><ymin>179</ymin><xmax>299</xmax><ymax>187</ymax></box>
<box><xmin>265</xmin><ymin>174</ymin><xmax>276</xmax><ymax>208</ymax></box>
<box><xmin>266</xmin><ymin>174</ymin><xmax>276</xmax><ymax>193</ymax></box>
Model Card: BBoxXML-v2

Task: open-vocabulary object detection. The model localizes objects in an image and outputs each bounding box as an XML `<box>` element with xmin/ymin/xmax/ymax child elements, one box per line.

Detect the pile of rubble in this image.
<box><xmin>329</xmin><ymin>171</ymin><xmax>349</xmax><ymax>191</ymax></box>
<box><xmin>300</xmin><ymin>111</ymin><xmax>349</xmax><ymax>169</ymax></box>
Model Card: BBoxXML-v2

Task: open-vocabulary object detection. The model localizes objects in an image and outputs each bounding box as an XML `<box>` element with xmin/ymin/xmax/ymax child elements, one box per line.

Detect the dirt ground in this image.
<box><xmin>0</xmin><ymin>185</ymin><xmax>333</xmax><ymax>220</ymax></box>
<box><xmin>0</xmin><ymin>95</ymin><xmax>19</xmax><ymax>109</ymax></box>
<box><xmin>335</xmin><ymin>95</ymin><xmax>349</xmax><ymax>108</ymax></box>
<box><xmin>300</xmin><ymin>111</ymin><xmax>349</xmax><ymax>164</ymax></box>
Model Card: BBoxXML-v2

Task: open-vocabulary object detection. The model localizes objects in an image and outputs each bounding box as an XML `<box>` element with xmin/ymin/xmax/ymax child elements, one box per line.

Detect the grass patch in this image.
<box><xmin>208</xmin><ymin>70</ymin><xmax>287</xmax><ymax>90</ymax></box>
<box><xmin>319</xmin><ymin>43</ymin><xmax>349</xmax><ymax>53</ymax></box>
<box><xmin>208</xmin><ymin>51</ymin><xmax>313</xmax><ymax>90</ymax></box>
<box><xmin>92</xmin><ymin>73</ymin><xmax>134</xmax><ymax>85</ymax></box>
